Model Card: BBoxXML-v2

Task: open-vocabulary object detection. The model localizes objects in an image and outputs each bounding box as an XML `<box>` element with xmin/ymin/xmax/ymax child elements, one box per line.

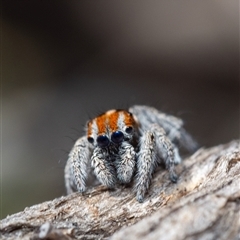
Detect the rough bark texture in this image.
<box><xmin>1</xmin><ymin>140</ymin><xmax>239</xmax><ymax>240</ymax></box>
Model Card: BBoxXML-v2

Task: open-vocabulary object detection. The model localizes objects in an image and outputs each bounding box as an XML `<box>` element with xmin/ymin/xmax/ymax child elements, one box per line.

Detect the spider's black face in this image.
<box><xmin>87</xmin><ymin>109</ymin><xmax>137</xmax><ymax>148</ymax></box>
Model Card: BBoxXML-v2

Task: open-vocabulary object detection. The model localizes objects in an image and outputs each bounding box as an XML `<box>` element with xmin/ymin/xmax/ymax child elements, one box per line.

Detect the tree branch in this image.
<box><xmin>1</xmin><ymin>140</ymin><xmax>239</xmax><ymax>240</ymax></box>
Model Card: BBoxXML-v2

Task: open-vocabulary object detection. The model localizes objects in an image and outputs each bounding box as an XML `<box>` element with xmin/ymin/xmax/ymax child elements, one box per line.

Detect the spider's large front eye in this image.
<box><xmin>97</xmin><ymin>135</ymin><xmax>110</xmax><ymax>148</ymax></box>
<box><xmin>111</xmin><ymin>131</ymin><xmax>124</xmax><ymax>144</ymax></box>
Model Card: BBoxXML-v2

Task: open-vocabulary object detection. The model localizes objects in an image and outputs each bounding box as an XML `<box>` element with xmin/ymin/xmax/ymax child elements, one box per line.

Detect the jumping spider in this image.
<box><xmin>65</xmin><ymin>105</ymin><xmax>197</xmax><ymax>202</ymax></box>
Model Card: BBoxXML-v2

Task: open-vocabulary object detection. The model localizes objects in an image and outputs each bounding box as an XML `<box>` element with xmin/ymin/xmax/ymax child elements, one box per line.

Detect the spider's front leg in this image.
<box><xmin>135</xmin><ymin>130</ymin><xmax>157</xmax><ymax>202</ymax></box>
<box><xmin>91</xmin><ymin>147</ymin><xmax>117</xmax><ymax>188</ymax></box>
<box><xmin>135</xmin><ymin>124</ymin><xmax>178</xmax><ymax>202</ymax></box>
<box><xmin>115</xmin><ymin>141</ymin><xmax>136</xmax><ymax>184</ymax></box>
<box><xmin>65</xmin><ymin>136</ymin><xmax>92</xmax><ymax>194</ymax></box>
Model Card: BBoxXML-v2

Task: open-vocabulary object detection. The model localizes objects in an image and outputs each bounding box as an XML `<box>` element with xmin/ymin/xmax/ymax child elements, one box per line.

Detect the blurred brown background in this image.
<box><xmin>1</xmin><ymin>1</ymin><xmax>239</xmax><ymax>218</ymax></box>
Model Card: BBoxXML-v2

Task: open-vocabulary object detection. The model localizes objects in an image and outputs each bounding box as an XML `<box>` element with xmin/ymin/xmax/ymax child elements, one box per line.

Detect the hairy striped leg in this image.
<box><xmin>135</xmin><ymin>131</ymin><xmax>158</xmax><ymax>203</ymax></box>
<box><xmin>129</xmin><ymin>105</ymin><xmax>183</xmax><ymax>141</ymax></box>
<box><xmin>135</xmin><ymin>125</ymin><xmax>178</xmax><ymax>202</ymax></box>
<box><xmin>129</xmin><ymin>105</ymin><xmax>198</xmax><ymax>152</ymax></box>
<box><xmin>115</xmin><ymin>141</ymin><xmax>136</xmax><ymax>184</ymax></box>
<box><xmin>65</xmin><ymin>136</ymin><xmax>91</xmax><ymax>194</ymax></box>
<box><xmin>151</xmin><ymin>124</ymin><xmax>178</xmax><ymax>183</ymax></box>
<box><xmin>91</xmin><ymin>147</ymin><xmax>117</xmax><ymax>188</ymax></box>
<box><xmin>65</xmin><ymin>158</ymin><xmax>76</xmax><ymax>194</ymax></box>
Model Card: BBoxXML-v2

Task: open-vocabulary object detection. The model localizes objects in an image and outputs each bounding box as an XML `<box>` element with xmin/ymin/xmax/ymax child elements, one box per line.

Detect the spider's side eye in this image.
<box><xmin>97</xmin><ymin>135</ymin><xmax>110</xmax><ymax>148</ymax></box>
<box><xmin>111</xmin><ymin>131</ymin><xmax>124</xmax><ymax>144</ymax></box>
<box><xmin>125</xmin><ymin>126</ymin><xmax>133</xmax><ymax>134</ymax></box>
<box><xmin>87</xmin><ymin>137</ymin><xmax>94</xmax><ymax>144</ymax></box>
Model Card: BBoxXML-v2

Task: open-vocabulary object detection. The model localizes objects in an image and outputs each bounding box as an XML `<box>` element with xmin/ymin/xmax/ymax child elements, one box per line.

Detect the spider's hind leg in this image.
<box><xmin>129</xmin><ymin>105</ymin><xmax>198</xmax><ymax>153</ymax></box>
<box><xmin>151</xmin><ymin>124</ymin><xmax>178</xmax><ymax>183</ymax></box>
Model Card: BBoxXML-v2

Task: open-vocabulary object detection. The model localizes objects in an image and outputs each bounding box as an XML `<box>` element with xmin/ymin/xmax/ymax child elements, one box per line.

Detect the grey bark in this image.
<box><xmin>1</xmin><ymin>140</ymin><xmax>239</xmax><ymax>240</ymax></box>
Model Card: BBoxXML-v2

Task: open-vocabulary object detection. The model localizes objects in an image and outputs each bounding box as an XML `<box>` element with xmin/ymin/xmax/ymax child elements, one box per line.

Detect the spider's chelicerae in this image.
<box><xmin>65</xmin><ymin>105</ymin><xmax>197</xmax><ymax>202</ymax></box>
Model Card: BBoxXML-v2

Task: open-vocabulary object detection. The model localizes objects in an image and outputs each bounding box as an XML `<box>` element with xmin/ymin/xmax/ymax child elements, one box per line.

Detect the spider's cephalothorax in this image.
<box><xmin>65</xmin><ymin>105</ymin><xmax>198</xmax><ymax>202</ymax></box>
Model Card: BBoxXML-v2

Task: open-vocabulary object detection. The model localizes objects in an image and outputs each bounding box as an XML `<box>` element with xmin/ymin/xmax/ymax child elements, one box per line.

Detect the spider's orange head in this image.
<box><xmin>87</xmin><ymin>109</ymin><xmax>137</xmax><ymax>148</ymax></box>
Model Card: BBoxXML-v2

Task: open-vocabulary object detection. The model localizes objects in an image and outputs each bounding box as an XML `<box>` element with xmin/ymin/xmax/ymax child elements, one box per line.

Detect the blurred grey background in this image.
<box><xmin>1</xmin><ymin>1</ymin><xmax>239</xmax><ymax>218</ymax></box>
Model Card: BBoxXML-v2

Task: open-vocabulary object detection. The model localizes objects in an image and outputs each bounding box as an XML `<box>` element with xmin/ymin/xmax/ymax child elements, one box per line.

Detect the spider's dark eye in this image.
<box><xmin>97</xmin><ymin>135</ymin><xmax>110</xmax><ymax>148</ymax></box>
<box><xmin>87</xmin><ymin>137</ymin><xmax>94</xmax><ymax>144</ymax></box>
<box><xmin>125</xmin><ymin>126</ymin><xmax>133</xmax><ymax>134</ymax></box>
<box><xmin>111</xmin><ymin>131</ymin><xmax>124</xmax><ymax>144</ymax></box>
